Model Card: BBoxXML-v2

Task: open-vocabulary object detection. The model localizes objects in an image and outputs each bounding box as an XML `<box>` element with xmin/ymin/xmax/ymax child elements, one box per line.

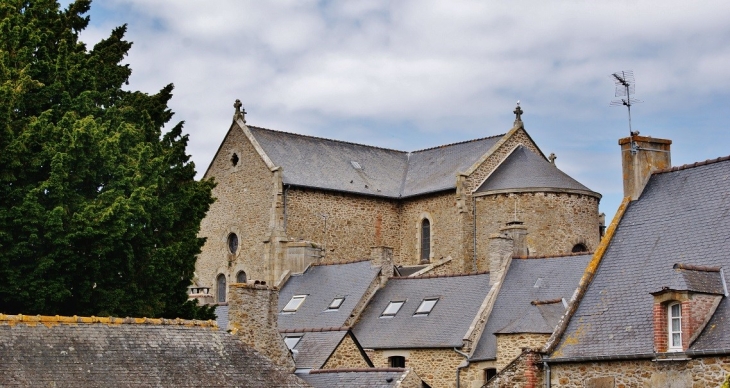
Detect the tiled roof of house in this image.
<box><xmin>552</xmin><ymin>157</ymin><xmax>730</xmax><ymax>360</ymax></box>
<box><xmin>470</xmin><ymin>255</ymin><xmax>591</xmax><ymax>361</ymax></box>
<box><xmin>658</xmin><ymin>264</ymin><xmax>726</xmax><ymax>295</ymax></box>
<box><xmin>283</xmin><ymin>329</ymin><xmax>349</xmax><ymax>369</ymax></box>
<box><xmin>248</xmin><ymin>126</ymin><xmax>504</xmax><ymax>198</ymax></box>
<box><xmin>475</xmin><ymin>145</ymin><xmax>599</xmax><ymax>196</ymax></box>
<box><xmin>300</xmin><ymin>368</ymin><xmax>412</xmax><ymax>387</ymax></box>
<box><xmin>352</xmin><ymin>272</ymin><xmax>491</xmax><ymax>349</ymax></box>
<box><xmin>0</xmin><ymin>314</ymin><xmax>309</xmax><ymax>387</ymax></box>
<box><xmin>279</xmin><ymin>261</ymin><xmax>380</xmax><ymax>330</ymax></box>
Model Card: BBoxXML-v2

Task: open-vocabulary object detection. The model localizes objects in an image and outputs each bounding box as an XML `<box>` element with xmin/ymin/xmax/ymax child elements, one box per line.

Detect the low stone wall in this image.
<box><xmin>322</xmin><ymin>333</ymin><xmax>371</xmax><ymax>369</ymax></box>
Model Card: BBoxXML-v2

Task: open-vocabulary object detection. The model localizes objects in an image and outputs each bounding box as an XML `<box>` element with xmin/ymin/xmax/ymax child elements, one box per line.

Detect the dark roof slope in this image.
<box><xmin>300</xmin><ymin>368</ymin><xmax>411</xmax><ymax>388</ymax></box>
<box><xmin>285</xmin><ymin>330</ymin><xmax>349</xmax><ymax>369</ymax></box>
<box><xmin>659</xmin><ymin>265</ymin><xmax>725</xmax><ymax>295</ymax></box>
<box><xmin>248</xmin><ymin>126</ymin><xmax>505</xmax><ymax>198</ymax></box>
<box><xmin>471</xmin><ymin>255</ymin><xmax>591</xmax><ymax>361</ymax></box>
<box><xmin>0</xmin><ymin>315</ymin><xmax>308</xmax><ymax>387</ymax></box>
<box><xmin>352</xmin><ymin>272</ymin><xmax>491</xmax><ymax>349</ymax></box>
<box><xmin>476</xmin><ymin>145</ymin><xmax>598</xmax><ymax>196</ymax></box>
<box><xmin>552</xmin><ymin>158</ymin><xmax>730</xmax><ymax>359</ymax></box>
<box><xmin>279</xmin><ymin>261</ymin><xmax>380</xmax><ymax>330</ymax></box>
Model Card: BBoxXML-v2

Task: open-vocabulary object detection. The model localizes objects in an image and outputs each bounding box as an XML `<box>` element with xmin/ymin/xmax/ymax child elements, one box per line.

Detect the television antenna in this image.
<box><xmin>610</xmin><ymin>70</ymin><xmax>642</xmax><ymax>137</ymax></box>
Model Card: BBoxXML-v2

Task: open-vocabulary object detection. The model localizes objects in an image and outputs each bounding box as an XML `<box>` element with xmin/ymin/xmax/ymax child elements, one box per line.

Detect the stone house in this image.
<box><xmin>195</xmin><ymin>102</ymin><xmax>602</xmax><ymax>297</ymax></box>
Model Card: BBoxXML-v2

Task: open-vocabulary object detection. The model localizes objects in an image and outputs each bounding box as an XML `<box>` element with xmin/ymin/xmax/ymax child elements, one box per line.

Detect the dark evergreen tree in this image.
<box><xmin>0</xmin><ymin>0</ymin><xmax>216</xmax><ymax>319</ymax></box>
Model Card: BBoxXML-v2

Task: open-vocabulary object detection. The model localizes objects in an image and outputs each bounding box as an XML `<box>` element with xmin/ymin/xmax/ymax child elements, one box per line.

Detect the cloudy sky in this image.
<box><xmin>64</xmin><ymin>0</ymin><xmax>730</xmax><ymax>219</ymax></box>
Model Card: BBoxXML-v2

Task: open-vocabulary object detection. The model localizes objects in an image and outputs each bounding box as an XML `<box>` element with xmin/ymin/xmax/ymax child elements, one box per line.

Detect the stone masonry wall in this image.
<box><xmin>460</xmin><ymin>359</ymin><xmax>498</xmax><ymax>388</ymax></box>
<box><xmin>322</xmin><ymin>333</ymin><xmax>371</xmax><ymax>369</ymax></box>
<box><xmin>550</xmin><ymin>356</ymin><xmax>730</xmax><ymax>387</ymax></box>
<box><xmin>197</xmin><ymin>123</ymin><xmax>275</xmax><ymax>291</ymax></box>
<box><xmin>485</xmin><ymin>350</ymin><xmax>543</xmax><ymax>388</ymax></box>
<box><xmin>475</xmin><ymin>192</ymin><xmax>599</xmax><ymax>261</ymax></box>
<box><xmin>495</xmin><ymin>333</ymin><xmax>550</xmax><ymax>371</ymax></box>
<box><xmin>366</xmin><ymin>348</ymin><xmax>465</xmax><ymax>388</ymax></box>
<box><xmin>285</xmin><ymin>188</ymin><xmax>401</xmax><ymax>264</ymax></box>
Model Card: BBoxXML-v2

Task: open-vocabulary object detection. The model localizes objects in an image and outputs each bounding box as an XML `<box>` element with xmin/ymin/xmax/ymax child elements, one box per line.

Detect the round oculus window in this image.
<box><xmin>228</xmin><ymin>233</ymin><xmax>239</xmax><ymax>254</ymax></box>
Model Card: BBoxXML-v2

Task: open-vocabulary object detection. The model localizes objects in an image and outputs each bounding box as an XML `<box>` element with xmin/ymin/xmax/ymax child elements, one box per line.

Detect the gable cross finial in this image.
<box><xmin>513</xmin><ymin>101</ymin><xmax>523</xmax><ymax>127</ymax></box>
<box><xmin>233</xmin><ymin>99</ymin><xmax>246</xmax><ymax>123</ymax></box>
<box><xmin>548</xmin><ymin>153</ymin><xmax>557</xmax><ymax>164</ymax></box>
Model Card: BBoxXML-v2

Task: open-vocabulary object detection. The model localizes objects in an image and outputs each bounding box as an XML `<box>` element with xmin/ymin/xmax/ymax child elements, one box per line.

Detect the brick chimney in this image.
<box><xmin>619</xmin><ymin>135</ymin><xmax>671</xmax><ymax>200</ymax></box>
<box><xmin>227</xmin><ymin>282</ymin><xmax>295</xmax><ymax>371</ymax></box>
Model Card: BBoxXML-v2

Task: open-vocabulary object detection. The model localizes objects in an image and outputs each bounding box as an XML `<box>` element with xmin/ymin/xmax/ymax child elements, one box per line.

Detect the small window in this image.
<box><xmin>668</xmin><ymin>302</ymin><xmax>682</xmax><ymax>351</ymax></box>
<box><xmin>381</xmin><ymin>301</ymin><xmax>405</xmax><ymax>317</ymax></box>
<box><xmin>420</xmin><ymin>219</ymin><xmax>431</xmax><ymax>263</ymax></box>
<box><xmin>228</xmin><ymin>233</ymin><xmax>239</xmax><ymax>254</ymax></box>
<box><xmin>326</xmin><ymin>297</ymin><xmax>345</xmax><ymax>311</ymax></box>
<box><xmin>283</xmin><ymin>295</ymin><xmax>307</xmax><ymax>313</ymax></box>
<box><xmin>414</xmin><ymin>298</ymin><xmax>438</xmax><ymax>316</ymax></box>
<box><xmin>350</xmin><ymin>160</ymin><xmax>362</xmax><ymax>169</ymax></box>
<box><xmin>231</xmin><ymin>153</ymin><xmax>239</xmax><ymax>166</ymax></box>
<box><xmin>572</xmin><ymin>243</ymin><xmax>588</xmax><ymax>253</ymax></box>
<box><xmin>389</xmin><ymin>356</ymin><xmax>405</xmax><ymax>368</ymax></box>
<box><xmin>284</xmin><ymin>335</ymin><xmax>302</xmax><ymax>350</ymax></box>
<box><xmin>216</xmin><ymin>274</ymin><xmax>227</xmax><ymax>303</ymax></box>
<box><xmin>236</xmin><ymin>271</ymin><xmax>247</xmax><ymax>283</ymax></box>
<box><xmin>485</xmin><ymin>368</ymin><xmax>497</xmax><ymax>382</ymax></box>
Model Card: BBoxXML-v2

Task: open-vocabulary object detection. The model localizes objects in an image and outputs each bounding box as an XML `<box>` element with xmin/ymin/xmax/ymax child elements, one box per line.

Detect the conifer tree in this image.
<box><xmin>0</xmin><ymin>0</ymin><xmax>216</xmax><ymax>319</ymax></box>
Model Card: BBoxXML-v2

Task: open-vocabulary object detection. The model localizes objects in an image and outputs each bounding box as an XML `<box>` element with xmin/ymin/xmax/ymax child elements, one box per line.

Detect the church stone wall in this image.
<box><xmin>197</xmin><ymin>123</ymin><xmax>274</xmax><ymax>289</ymax></box>
<box><xmin>366</xmin><ymin>348</ymin><xmax>465</xmax><ymax>388</ymax></box>
<box><xmin>321</xmin><ymin>333</ymin><xmax>371</xmax><ymax>369</ymax></box>
<box><xmin>284</xmin><ymin>188</ymin><xmax>400</xmax><ymax>264</ymax></box>
<box><xmin>475</xmin><ymin>192</ymin><xmax>599</xmax><ymax>263</ymax></box>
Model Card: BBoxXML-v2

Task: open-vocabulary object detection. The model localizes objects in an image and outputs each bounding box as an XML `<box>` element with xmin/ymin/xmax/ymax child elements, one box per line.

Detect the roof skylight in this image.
<box><xmin>414</xmin><ymin>298</ymin><xmax>439</xmax><ymax>316</ymax></box>
<box><xmin>350</xmin><ymin>161</ymin><xmax>362</xmax><ymax>169</ymax></box>
<box><xmin>380</xmin><ymin>301</ymin><xmax>405</xmax><ymax>318</ymax></box>
<box><xmin>326</xmin><ymin>297</ymin><xmax>345</xmax><ymax>311</ymax></box>
<box><xmin>284</xmin><ymin>335</ymin><xmax>302</xmax><ymax>350</ymax></box>
<box><xmin>282</xmin><ymin>295</ymin><xmax>306</xmax><ymax>313</ymax></box>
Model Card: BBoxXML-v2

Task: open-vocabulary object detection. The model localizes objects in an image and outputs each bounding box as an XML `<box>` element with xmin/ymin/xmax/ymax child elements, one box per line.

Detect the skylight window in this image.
<box><xmin>284</xmin><ymin>335</ymin><xmax>302</xmax><ymax>350</ymax></box>
<box><xmin>380</xmin><ymin>301</ymin><xmax>405</xmax><ymax>318</ymax></box>
<box><xmin>414</xmin><ymin>298</ymin><xmax>439</xmax><ymax>316</ymax></box>
<box><xmin>350</xmin><ymin>161</ymin><xmax>362</xmax><ymax>169</ymax></box>
<box><xmin>326</xmin><ymin>297</ymin><xmax>345</xmax><ymax>311</ymax></box>
<box><xmin>282</xmin><ymin>295</ymin><xmax>306</xmax><ymax>313</ymax></box>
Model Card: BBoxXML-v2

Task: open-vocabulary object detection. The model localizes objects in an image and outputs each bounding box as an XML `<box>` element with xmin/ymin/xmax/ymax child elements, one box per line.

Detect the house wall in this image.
<box><xmin>459</xmin><ymin>360</ymin><xmax>497</xmax><ymax>388</ymax></box>
<box><xmin>284</xmin><ymin>187</ymin><xmax>401</xmax><ymax>264</ymax></box>
<box><xmin>197</xmin><ymin>123</ymin><xmax>275</xmax><ymax>289</ymax></box>
<box><xmin>485</xmin><ymin>350</ymin><xmax>543</xmax><ymax>388</ymax></box>
<box><xmin>398</xmin><ymin>191</ymin><xmax>462</xmax><ymax>267</ymax></box>
<box><xmin>475</xmin><ymin>192</ymin><xmax>599</xmax><ymax>265</ymax></box>
<box><xmin>365</xmin><ymin>348</ymin><xmax>465</xmax><ymax>388</ymax></box>
<box><xmin>550</xmin><ymin>356</ymin><xmax>730</xmax><ymax>387</ymax></box>
<box><xmin>322</xmin><ymin>333</ymin><xmax>371</xmax><ymax>369</ymax></box>
<box><xmin>495</xmin><ymin>333</ymin><xmax>551</xmax><ymax>370</ymax></box>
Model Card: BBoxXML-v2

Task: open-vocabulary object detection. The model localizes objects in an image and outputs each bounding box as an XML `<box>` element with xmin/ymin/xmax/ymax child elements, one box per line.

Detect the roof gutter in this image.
<box><xmin>453</xmin><ymin>347</ymin><xmax>470</xmax><ymax>388</ymax></box>
<box><xmin>546</xmin><ymin>348</ymin><xmax>730</xmax><ymax>364</ymax></box>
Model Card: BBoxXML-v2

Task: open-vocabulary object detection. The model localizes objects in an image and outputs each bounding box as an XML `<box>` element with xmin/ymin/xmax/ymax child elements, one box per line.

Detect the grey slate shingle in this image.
<box><xmin>352</xmin><ymin>273</ymin><xmax>491</xmax><ymax>349</ymax></box>
<box><xmin>552</xmin><ymin>158</ymin><xmax>730</xmax><ymax>359</ymax></box>
<box><xmin>470</xmin><ymin>255</ymin><xmax>591</xmax><ymax>361</ymax></box>
<box><xmin>288</xmin><ymin>330</ymin><xmax>349</xmax><ymax>369</ymax></box>
<box><xmin>300</xmin><ymin>369</ymin><xmax>409</xmax><ymax>387</ymax></box>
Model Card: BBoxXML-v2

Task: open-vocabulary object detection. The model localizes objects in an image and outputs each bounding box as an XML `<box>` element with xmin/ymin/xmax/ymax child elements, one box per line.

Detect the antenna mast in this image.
<box><xmin>610</xmin><ymin>70</ymin><xmax>642</xmax><ymax>137</ymax></box>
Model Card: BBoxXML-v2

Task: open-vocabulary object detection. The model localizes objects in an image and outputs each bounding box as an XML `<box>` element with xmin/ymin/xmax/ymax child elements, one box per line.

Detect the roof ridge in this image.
<box><xmin>513</xmin><ymin>252</ymin><xmax>594</xmax><ymax>259</ymax></box>
<box><xmin>392</xmin><ymin>270</ymin><xmax>489</xmax><ymax>280</ymax></box>
<box><xmin>308</xmin><ymin>367</ymin><xmax>407</xmax><ymax>374</ymax></box>
<box><xmin>279</xmin><ymin>326</ymin><xmax>349</xmax><ymax>333</ymax></box>
<box><xmin>409</xmin><ymin>133</ymin><xmax>506</xmax><ymax>153</ymax></box>
<box><xmin>0</xmin><ymin>314</ymin><xmax>217</xmax><ymax>327</ymax></box>
<box><xmin>248</xmin><ymin>125</ymin><xmax>407</xmax><ymax>154</ymax></box>
<box><xmin>653</xmin><ymin>155</ymin><xmax>730</xmax><ymax>175</ymax></box>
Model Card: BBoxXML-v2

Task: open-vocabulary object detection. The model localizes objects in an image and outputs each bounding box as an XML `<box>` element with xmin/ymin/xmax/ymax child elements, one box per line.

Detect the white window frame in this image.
<box><xmin>381</xmin><ymin>301</ymin><xmax>405</xmax><ymax>318</ymax></box>
<box><xmin>414</xmin><ymin>298</ymin><xmax>439</xmax><ymax>316</ymax></box>
<box><xmin>282</xmin><ymin>295</ymin><xmax>307</xmax><ymax>313</ymax></box>
<box><xmin>326</xmin><ymin>297</ymin><xmax>345</xmax><ymax>311</ymax></box>
<box><xmin>668</xmin><ymin>302</ymin><xmax>683</xmax><ymax>351</ymax></box>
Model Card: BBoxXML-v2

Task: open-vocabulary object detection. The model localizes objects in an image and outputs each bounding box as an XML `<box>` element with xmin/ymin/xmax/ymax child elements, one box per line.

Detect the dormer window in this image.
<box><xmin>326</xmin><ymin>297</ymin><xmax>345</xmax><ymax>311</ymax></box>
<box><xmin>381</xmin><ymin>301</ymin><xmax>405</xmax><ymax>318</ymax></box>
<box><xmin>414</xmin><ymin>298</ymin><xmax>438</xmax><ymax>316</ymax></box>
<box><xmin>668</xmin><ymin>302</ymin><xmax>682</xmax><ymax>351</ymax></box>
<box><xmin>282</xmin><ymin>295</ymin><xmax>306</xmax><ymax>313</ymax></box>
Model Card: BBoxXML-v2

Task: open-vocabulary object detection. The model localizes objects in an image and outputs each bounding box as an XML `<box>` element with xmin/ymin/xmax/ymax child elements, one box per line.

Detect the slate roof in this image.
<box><xmin>476</xmin><ymin>145</ymin><xmax>599</xmax><ymax>196</ymax></box>
<box><xmin>470</xmin><ymin>255</ymin><xmax>591</xmax><ymax>361</ymax></box>
<box><xmin>0</xmin><ymin>315</ymin><xmax>309</xmax><ymax>387</ymax></box>
<box><xmin>300</xmin><ymin>368</ymin><xmax>412</xmax><ymax>388</ymax></box>
<box><xmin>284</xmin><ymin>329</ymin><xmax>350</xmax><ymax>369</ymax></box>
<box><xmin>248</xmin><ymin>126</ymin><xmax>505</xmax><ymax>198</ymax></box>
<box><xmin>657</xmin><ymin>265</ymin><xmax>726</xmax><ymax>295</ymax></box>
<box><xmin>352</xmin><ymin>272</ymin><xmax>491</xmax><ymax>349</ymax></box>
<box><xmin>279</xmin><ymin>261</ymin><xmax>380</xmax><ymax>330</ymax></box>
<box><xmin>215</xmin><ymin>303</ymin><xmax>229</xmax><ymax>330</ymax></box>
<box><xmin>552</xmin><ymin>157</ymin><xmax>730</xmax><ymax>360</ymax></box>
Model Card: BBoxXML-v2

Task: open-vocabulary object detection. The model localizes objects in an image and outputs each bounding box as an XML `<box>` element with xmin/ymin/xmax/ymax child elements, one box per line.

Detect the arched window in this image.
<box><xmin>236</xmin><ymin>271</ymin><xmax>247</xmax><ymax>283</ymax></box>
<box><xmin>388</xmin><ymin>356</ymin><xmax>405</xmax><ymax>368</ymax></box>
<box><xmin>228</xmin><ymin>233</ymin><xmax>239</xmax><ymax>254</ymax></box>
<box><xmin>216</xmin><ymin>274</ymin><xmax>227</xmax><ymax>303</ymax></box>
<box><xmin>572</xmin><ymin>243</ymin><xmax>588</xmax><ymax>253</ymax></box>
<box><xmin>668</xmin><ymin>302</ymin><xmax>682</xmax><ymax>351</ymax></box>
<box><xmin>420</xmin><ymin>218</ymin><xmax>431</xmax><ymax>263</ymax></box>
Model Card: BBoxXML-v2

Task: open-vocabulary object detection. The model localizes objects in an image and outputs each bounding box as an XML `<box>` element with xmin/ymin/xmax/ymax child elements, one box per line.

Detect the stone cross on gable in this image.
<box><xmin>513</xmin><ymin>101</ymin><xmax>523</xmax><ymax>127</ymax></box>
<box><xmin>233</xmin><ymin>99</ymin><xmax>247</xmax><ymax>123</ymax></box>
<box><xmin>548</xmin><ymin>153</ymin><xmax>557</xmax><ymax>164</ymax></box>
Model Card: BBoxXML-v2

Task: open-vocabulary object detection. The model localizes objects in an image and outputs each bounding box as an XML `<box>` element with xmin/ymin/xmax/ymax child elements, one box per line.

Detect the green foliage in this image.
<box><xmin>0</xmin><ymin>0</ymin><xmax>216</xmax><ymax>320</ymax></box>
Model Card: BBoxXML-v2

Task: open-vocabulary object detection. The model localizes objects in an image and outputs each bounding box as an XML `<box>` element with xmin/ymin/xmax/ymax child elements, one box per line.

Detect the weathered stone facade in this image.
<box><xmin>321</xmin><ymin>333</ymin><xmax>372</xmax><ymax>369</ymax></box>
<box><xmin>485</xmin><ymin>350</ymin><xmax>544</xmax><ymax>388</ymax></box>
<box><xmin>495</xmin><ymin>333</ymin><xmax>551</xmax><ymax>371</ymax></box>
<box><xmin>365</xmin><ymin>348</ymin><xmax>466</xmax><ymax>388</ymax></box>
<box><xmin>460</xmin><ymin>360</ymin><xmax>498</xmax><ymax>388</ymax></box>
<box><xmin>550</xmin><ymin>357</ymin><xmax>730</xmax><ymax>388</ymax></box>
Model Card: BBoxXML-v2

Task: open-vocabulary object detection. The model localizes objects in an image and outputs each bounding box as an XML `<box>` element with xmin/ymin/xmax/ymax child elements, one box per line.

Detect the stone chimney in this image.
<box><xmin>487</xmin><ymin>232</ymin><xmax>514</xmax><ymax>285</ymax></box>
<box><xmin>501</xmin><ymin>221</ymin><xmax>528</xmax><ymax>257</ymax></box>
<box><xmin>227</xmin><ymin>282</ymin><xmax>295</xmax><ymax>371</ymax></box>
<box><xmin>371</xmin><ymin>246</ymin><xmax>394</xmax><ymax>286</ymax></box>
<box><xmin>619</xmin><ymin>135</ymin><xmax>672</xmax><ymax>200</ymax></box>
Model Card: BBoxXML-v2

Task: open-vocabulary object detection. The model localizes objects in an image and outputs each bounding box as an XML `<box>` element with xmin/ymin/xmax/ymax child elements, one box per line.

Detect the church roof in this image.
<box><xmin>352</xmin><ymin>272</ymin><xmax>491</xmax><ymax>349</ymax></box>
<box><xmin>470</xmin><ymin>254</ymin><xmax>591</xmax><ymax>361</ymax></box>
<box><xmin>476</xmin><ymin>145</ymin><xmax>599</xmax><ymax>197</ymax></box>
<box><xmin>0</xmin><ymin>315</ymin><xmax>308</xmax><ymax>387</ymax></box>
<box><xmin>247</xmin><ymin>125</ymin><xmax>503</xmax><ymax>198</ymax></box>
<box><xmin>551</xmin><ymin>156</ymin><xmax>730</xmax><ymax>360</ymax></box>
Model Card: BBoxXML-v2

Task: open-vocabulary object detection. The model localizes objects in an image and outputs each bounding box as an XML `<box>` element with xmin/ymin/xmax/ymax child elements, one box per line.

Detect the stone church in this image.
<box><xmin>195</xmin><ymin>101</ymin><xmax>602</xmax><ymax>305</ymax></box>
